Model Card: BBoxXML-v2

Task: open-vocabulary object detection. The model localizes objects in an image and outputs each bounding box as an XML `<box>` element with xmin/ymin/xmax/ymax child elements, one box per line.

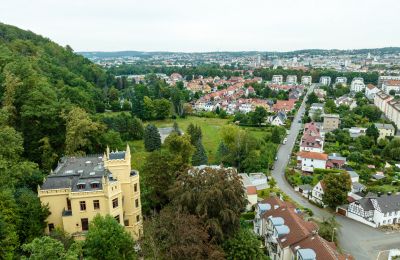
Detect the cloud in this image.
<box><xmin>0</xmin><ymin>0</ymin><xmax>399</xmax><ymax>51</ymax></box>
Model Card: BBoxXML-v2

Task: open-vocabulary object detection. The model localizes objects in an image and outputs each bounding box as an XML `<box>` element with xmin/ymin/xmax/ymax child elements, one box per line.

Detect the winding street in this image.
<box><xmin>271</xmin><ymin>84</ymin><xmax>400</xmax><ymax>260</ymax></box>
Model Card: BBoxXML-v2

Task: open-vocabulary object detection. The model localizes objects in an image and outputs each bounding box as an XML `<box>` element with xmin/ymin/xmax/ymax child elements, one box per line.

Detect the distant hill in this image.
<box><xmin>79</xmin><ymin>47</ymin><xmax>400</xmax><ymax>59</ymax></box>
<box><xmin>0</xmin><ymin>22</ymin><xmax>111</xmax><ymax>164</ymax></box>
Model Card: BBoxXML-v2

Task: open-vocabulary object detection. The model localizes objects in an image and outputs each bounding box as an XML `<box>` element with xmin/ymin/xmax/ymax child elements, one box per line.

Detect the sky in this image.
<box><xmin>1</xmin><ymin>0</ymin><xmax>399</xmax><ymax>52</ymax></box>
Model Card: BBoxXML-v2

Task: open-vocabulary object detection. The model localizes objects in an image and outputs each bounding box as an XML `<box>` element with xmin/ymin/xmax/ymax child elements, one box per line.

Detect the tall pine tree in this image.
<box><xmin>144</xmin><ymin>124</ymin><xmax>161</xmax><ymax>152</ymax></box>
<box><xmin>192</xmin><ymin>139</ymin><xmax>208</xmax><ymax>166</ymax></box>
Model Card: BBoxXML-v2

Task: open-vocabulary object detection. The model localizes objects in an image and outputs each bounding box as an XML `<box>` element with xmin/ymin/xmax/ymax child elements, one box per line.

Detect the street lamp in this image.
<box><xmin>331</xmin><ymin>227</ymin><xmax>337</xmax><ymax>242</ymax></box>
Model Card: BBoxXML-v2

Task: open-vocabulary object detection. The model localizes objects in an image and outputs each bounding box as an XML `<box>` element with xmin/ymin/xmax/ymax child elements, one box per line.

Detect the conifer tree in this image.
<box><xmin>192</xmin><ymin>139</ymin><xmax>208</xmax><ymax>166</ymax></box>
<box><xmin>144</xmin><ymin>124</ymin><xmax>161</xmax><ymax>152</ymax></box>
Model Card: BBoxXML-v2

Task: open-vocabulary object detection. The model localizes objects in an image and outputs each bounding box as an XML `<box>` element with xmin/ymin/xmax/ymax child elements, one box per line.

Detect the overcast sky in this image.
<box><xmin>1</xmin><ymin>0</ymin><xmax>399</xmax><ymax>52</ymax></box>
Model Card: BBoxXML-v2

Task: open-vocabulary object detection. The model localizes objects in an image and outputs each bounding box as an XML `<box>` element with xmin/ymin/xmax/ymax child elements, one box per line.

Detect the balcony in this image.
<box><xmin>62</xmin><ymin>209</ymin><xmax>72</xmax><ymax>216</ymax></box>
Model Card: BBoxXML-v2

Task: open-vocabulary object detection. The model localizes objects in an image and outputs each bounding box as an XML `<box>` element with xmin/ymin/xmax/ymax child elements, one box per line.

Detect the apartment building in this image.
<box><xmin>272</xmin><ymin>75</ymin><xmax>284</xmax><ymax>84</ymax></box>
<box><xmin>382</xmin><ymin>80</ymin><xmax>400</xmax><ymax>95</ymax></box>
<box><xmin>286</xmin><ymin>75</ymin><xmax>297</xmax><ymax>84</ymax></box>
<box><xmin>38</xmin><ymin>145</ymin><xmax>142</xmax><ymax>239</ymax></box>
<box><xmin>319</xmin><ymin>76</ymin><xmax>331</xmax><ymax>86</ymax></box>
<box><xmin>378</xmin><ymin>75</ymin><xmax>400</xmax><ymax>88</ymax></box>
<box><xmin>350</xmin><ymin>77</ymin><xmax>365</xmax><ymax>92</ymax></box>
<box><xmin>335</xmin><ymin>77</ymin><xmax>347</xmax><ymax>85</ymax></box>
<box><xmin>301</xmin><ymin>75</ymin><xmax>312</xmax><ymax>85</ymax></box>
<box><xmin>374</xmin><ymin>91</ymin><xmax>400</xmax><ymax>129</ymax></box>
<box><xmin>365</xmin><ymin>84</ymin><xmax>380</xmax><ymax>100</ymax></box>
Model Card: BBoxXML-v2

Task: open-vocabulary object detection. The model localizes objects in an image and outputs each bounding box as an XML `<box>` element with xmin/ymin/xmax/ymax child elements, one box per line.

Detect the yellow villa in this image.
<box><xmin>38</xmin><ymin>145</ymin><xmax>142</xmax><ymax>239</ymax></box>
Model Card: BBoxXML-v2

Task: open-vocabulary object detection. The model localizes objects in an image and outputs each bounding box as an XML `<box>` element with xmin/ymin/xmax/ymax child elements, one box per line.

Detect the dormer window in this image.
<box><xmin>77</xmin><ymin>183</ymin><xmax>86</xmax><ymax>189</ymax></box>
<box><xmin>90</xmin><ymin>182</ymin><xmax>100</xmax><ymax>189</ymax></box>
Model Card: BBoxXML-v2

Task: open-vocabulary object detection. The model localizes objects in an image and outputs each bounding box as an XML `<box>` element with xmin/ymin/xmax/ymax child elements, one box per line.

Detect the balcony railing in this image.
<box><xmin>62</xmin><ymin>209</ymin><xmax>72</xmax><ymax>216</ymax></box>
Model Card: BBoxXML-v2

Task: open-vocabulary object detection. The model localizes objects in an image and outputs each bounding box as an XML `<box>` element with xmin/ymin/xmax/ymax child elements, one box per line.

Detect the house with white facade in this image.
<box><xmin>297</xmin><ymin>151</ymin><xmax>328</xmax><ymax>172</ymax></box>
<box><xmin>346</xmin><ymin>194</ymin><xmax>400</xmax><ymax>227</ymax></box>
<box><xmin>301</xmin><ymin>76</ymin><xmax>312</xmax><ymax>85</ymax></box>
<box><xmin>269</xmin><ymin>111</ymin><xmax>287</xmax><ymax>126</ymax></box>
<box><xmin>350</xmin><ymin>77</ymin><xmax>365</xmax><ymax>92</ymax></box>
<box><xmin>335</xmin><ymin>77</ymin><xmax>348</xmax><ymax>85</ymax></box>
<box><xmin>272</xmin><ymin>75</ymin><xmax>283</xmax><ymax>84</ymax></box>
<box><xmin>300</xmin><ymin>135</ymin><xmax>324</xmax><ymax>153</ymax></box>
<box><xmin>311</xmin><ymin>181</ymin><xmax>326</xmax><ymax>206</ymax></box>
<box><xmin>335</xmin><ymin>95</ymin><xmax>357</xmax><ymax>110</ymax></box>
<box><xmin>374</xmin><ymin>123</ymin><xmax>395</xmax><ymax>140</ymax></box>
<box><xmin>365</xmin><ymin>84</ymin><xmax>380</xmax><ymax>100</ymax></box>
<box><xmin>286</xmin><ymin>75</ymin><xmax>297</xmax><ymax>85</ymax></box>
<box><xmin>320</xmin><ymin>76</ymin><xmax>331</xmax><ymax>86</ymax></box>
<box><xmin>309</xmin><ymin>103</ymin><xmax>324</xmax><ymax>119</ymax></box>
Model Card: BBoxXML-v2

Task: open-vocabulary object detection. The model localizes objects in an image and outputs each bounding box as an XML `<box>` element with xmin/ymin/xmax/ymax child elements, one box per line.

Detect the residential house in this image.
<box><xmin>273</xmin><ymin>99</ymin><xmax>296</xmax><ymax>113</ymax></box>
<box><xmin>350</xmin><ymin>77</ymin><xmax>365</xmax><ymax>92</ymax></box>
<box><xmin>323</xmin><ymin>114</ymin><xmax>340</xmax><ymax>132</ymax></box>
<box><xmin>374</xmin><ymin>123</ymin><xmax>395</xmax><ymax>140</ymax></box>
<box><xmin>300</xmin><ymin>135</ymin><xmax>324</xmax><ymax>153</ymax></box>
<box><xmin>327</xmin><ymin>153</ymin><xmax>346</xmax><ymax>169</ymax></box>
<box><xmin>346</xmin><ymin>194</ymin><xmax>400</xmax><ymax>227</ymax></box>
<box><xmin>309</xmin><ymin>103</ymin><xmax>324</xmax><ymax>119</ymax></box>
<box><xmin>314</xmin><ymin>88</ymin><xmax>327</xmax><ymax>101</ymax></box>
<box><xmin>261</xmin><ymin>199</ymin><xmax>351</xmax><ymax>259</ymax></box>
<box><xmin>348</xmin><ymin>127</ymin><xmax>367</xmax><ymax>138</ymax></box>
<box><xmin>272</xmin><ymin>75</ymin><xmax>284</xmax><ymax>84</ymax></box>
<box><xmin>253</xmin><ymin>196</ymin><xmax>285</xmax><ymax>236</ymax></box>
<box><xmin>320</xmin><ymin>76</ymin><xmax>331</xmax><ymax>86</ymax></box>
<box><xmin>296</xmin><ymin>184</ymin><xmax>313</xmax><ymax>199</ymax></box>
<box><xmin>286</xmin><ymin>75</ymin><xmax>297</xmax><ymax>84</ymax></box>
<box><xmin>297</xmin><ymin>151</ymin><xmax>328</xmax><ymax>172</ymax></box>
<box><xmin>269</xmin><ymin>111</ymin><xmax>287</xmax><ymax>126</ymax></box>
<box><xmin>335</xmin><ymin>95</ymin><xmax>357</xmax><ymax>110</ymax></box>
<box><xmin>365</xmin><ymin>84</ymin><xmax>380</xmax><ymax>100</ymax></box>
<box><xmin>311</xmin><ymin>181</ymin><xmax>326</xmax><ymax>206</ymax></box>
<box><xmin>382</xmin><ymin>80</ymin><xmax>400</xmax><ymax>95</ymax></box>
<box><xmin>38</xmin><ymin>145</ymin><xmax>143</xmax><ymax>239</ymax></box>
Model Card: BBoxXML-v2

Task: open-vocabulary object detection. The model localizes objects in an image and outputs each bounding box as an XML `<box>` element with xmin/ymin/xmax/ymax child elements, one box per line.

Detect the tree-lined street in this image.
<box><xmin>272</xmin><ymin>84</ymin><xmax>400</xmax><ymax>260</ymax></box>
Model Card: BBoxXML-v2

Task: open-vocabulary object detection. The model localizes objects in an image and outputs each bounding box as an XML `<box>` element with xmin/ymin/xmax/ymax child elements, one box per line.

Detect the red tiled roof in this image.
<box><xmin>386</xmin><ymin>80</ymin><xmax>400</xmax><ymax>86</ymax></box>
<box><xmin>297</xmin><ymin>151</ymin><xmax>328</xmax><ymax>161</ymax></box>
<box><xmin>291</xmin><ymin>234</ymin><xmax>353</xmax><ymax>260</ymax></box>
<box><xmin>246</xmin><ymin>186</ymin><xmax>257</xmax><ymax>195</ymax></box>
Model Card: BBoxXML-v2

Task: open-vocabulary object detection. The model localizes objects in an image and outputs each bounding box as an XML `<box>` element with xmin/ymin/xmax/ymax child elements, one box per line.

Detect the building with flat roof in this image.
<box><xmin>38</xmin><ymin>145</ymin><xmax>142</xmax><ymax>239</ymax></box>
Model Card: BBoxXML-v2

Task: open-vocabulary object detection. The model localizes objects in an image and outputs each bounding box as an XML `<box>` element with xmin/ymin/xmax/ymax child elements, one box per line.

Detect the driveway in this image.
<box><xmin>271</xmin><ymin>84</ymin><xmax>400</xmax><ymax>260</ymax></box>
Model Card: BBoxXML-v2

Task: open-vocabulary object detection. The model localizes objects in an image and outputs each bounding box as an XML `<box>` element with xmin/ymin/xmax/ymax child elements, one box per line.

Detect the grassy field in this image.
<box><xmin>128</xmin><ymin>116</ymin><xmax>273</xmax><ymax>170</ymax></box>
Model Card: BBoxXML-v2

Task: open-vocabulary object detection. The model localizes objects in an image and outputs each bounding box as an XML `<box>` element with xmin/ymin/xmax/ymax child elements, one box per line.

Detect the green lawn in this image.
<box><xmin>129</xmin><ymin>116</ymin><xmax>272</xmax><ymax>170</ymax></box>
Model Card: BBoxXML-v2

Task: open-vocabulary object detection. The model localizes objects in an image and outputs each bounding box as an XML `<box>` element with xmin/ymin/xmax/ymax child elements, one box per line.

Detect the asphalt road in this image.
<box><xmin>271</xmin><ymin>84</ymin><xmax>400</xmax><ymax>260</ymax></box>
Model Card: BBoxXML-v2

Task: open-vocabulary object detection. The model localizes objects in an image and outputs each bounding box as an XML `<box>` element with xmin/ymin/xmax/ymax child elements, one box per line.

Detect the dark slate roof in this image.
<box><xmin>41</xmin><ymin>155</ymin><xmax>113</xmax><ymax>191</ymax></box>
<box><xmin>298</xmin><ymin>184</ymin><xmax>313</xmax><ymax>191</ymax></box>
<box><xmin>109</xmin><ymin>151</ymin><xmax>126</xmax><ymax>160</ymax></box>
<box><xmin>375</xmin><ymin>194</ymin><xmax>400</xmax><ymax>213</ymax></box>
<box><xmin>355</xmin><ymin>198</ymin><xmax>375</xmax><ymax>211</ymax></box>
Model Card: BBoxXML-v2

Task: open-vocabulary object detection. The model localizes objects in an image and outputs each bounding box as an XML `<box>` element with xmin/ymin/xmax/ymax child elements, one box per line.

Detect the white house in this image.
<box><xmin>350</xmin><ymin>77</ymin><xmax>365</xmax><ymax>92</ymax></box>
<box><xmin>301</xmin><ymin>76</ymin><xmax>312</xmax><ymax>85</ymax></box>
<box><xmin>335</xmin><ymin>95</ymin><xmax>357</xmax><ymax>110</ymax></box>
<box><xmin>297</xmin><ymin>151</ymin><xmax>328</xmax><ymax>172</ymax></box>
<box><xmin>311</xmin><ymin>181</ymin><xmax>326</xmax><ymax>206</ymax></box>
<box><xmin>365</xmin><ymin>84</ymin><xmax>380</xmax><ymax>100</ymax></box>
<box><xmin>309</xmin><ymin>103</ymin><xmax>324</xmax><ymax>119</ymax></box>
<box><xmin>346</xmin><ymin>194</ymin><xmax>400</xmax><ymax>227</ymax></box>
<box><xmin>300</xmin><ymin>135</ymin><xmax>324</xmax><ymax>153</ymax></box>
<box><xmin>238</xmin><ymin>103</ymin><xmax>253</xmax><ymax>113</ymax></box>
<box><xmin>374</xmin><ymin>123</ymin><xmax>395</xmax><ymax>140</ymax></box>
<box><xmin>286</xmin><ymin>75</ymin><xmax>297</xmax><ymax>85</ymax></box>
<box><xmin>272</xmin><ymin>75</ymin><xmax>283</xmax><ymax>84</ymax></box>
<box><xmin>319</xmin><ymin>76</ymin><xmax>331</xmax><ymax>86</ymax></box>
<box><xmin>269</xmin><ymin>111</ymin><xmax>287</xmax><ymax>126</ymax></box>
